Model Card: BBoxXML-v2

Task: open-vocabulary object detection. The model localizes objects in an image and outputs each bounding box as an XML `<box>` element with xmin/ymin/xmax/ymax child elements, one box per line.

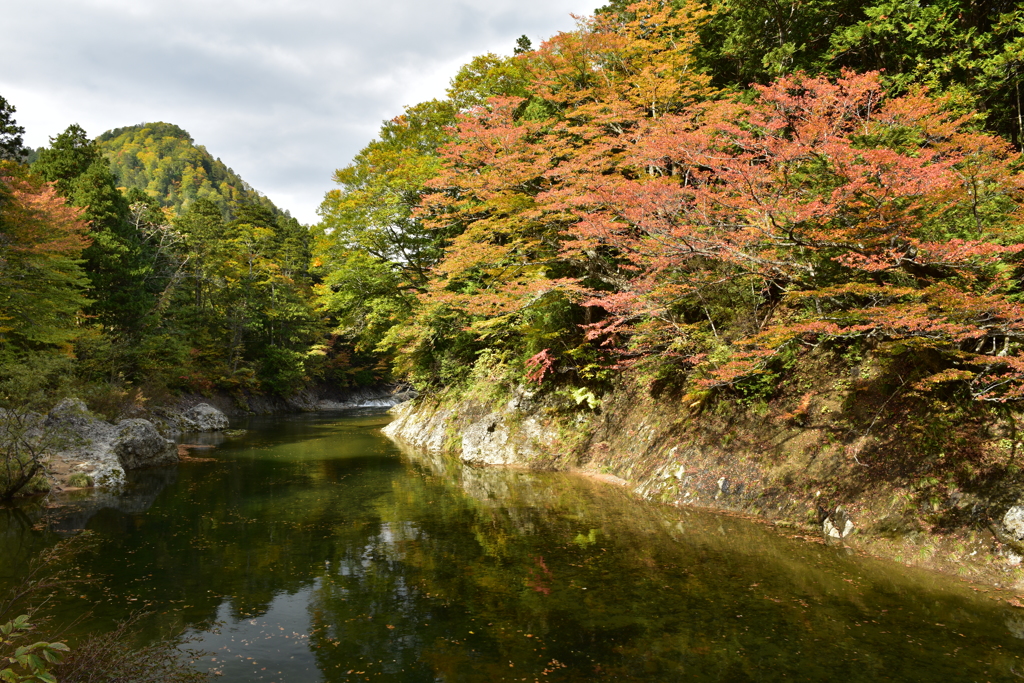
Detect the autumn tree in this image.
<box><xmin>398</xmin><ymin>0</ymin><xmax>715</xmax><ymax>386</ymax></box>
<box><xmin>566</xmin><ymin>71</ymin><xmax>1024</xmax><ymax>400</ymax></box>
<box><xmin>0</xmin><ymin>162</ymin><xmax>91</xmax><ymax>349</ymax></box>
<box><xmin>162</xmin><ymin>201</ymin><xmax>319</xmax><ymax>393</ymax></box>
<box><xmin>600</xmin><ymin>0</ymin><xmax>1024</xmax><ymax>147</ymax></box>
<box><xmin>315</xmin><ymin>52</ymin><xmax>535</xmax><ymax>364</ymax></box>
<box><xmin>32</xmin><ymin>125</ymin><xmax>159</xmax><ymax>334</ymax></box>
<box><xmin>98</xmin><ymin>122</ymin><xmax>283</xmax><ymax>219</ymax></box>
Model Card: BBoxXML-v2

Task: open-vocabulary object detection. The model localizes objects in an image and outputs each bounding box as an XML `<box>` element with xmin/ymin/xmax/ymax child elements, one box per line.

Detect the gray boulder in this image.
<box><xmin>112</xmin><ymin>419</ymin><xmax>178</xmax><ymax>469</ymax></box>
<box><xmin>46</xmin><ymin>398</ymin><xmax>117</xmax><ymax>444</ymax></box>
<box><xmin>822</xmin><ymin>506</ymin><xmax>855</xmax><ymax>540</ymax></box>
<box><xmin>1004</xmin><ymin>506</ymin><xmax>1024</xmax><ymax>540</ymax></box>
<box><xmin>180</xmin><ymin>403</ymin><xmax>229</xmax><ymax>432</ymax></box>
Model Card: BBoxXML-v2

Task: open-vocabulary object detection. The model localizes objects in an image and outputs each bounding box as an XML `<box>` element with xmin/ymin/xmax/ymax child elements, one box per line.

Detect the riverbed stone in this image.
<box><xmin>46</xmin><ymin>399</ymin><xmax>125</xmax><ymax>487</ymax></box>
<box><xmin>1008</xmin><ymin>616</ymin><xmax>1024</xmax><ymax>640</ymax></box>
<box><xmin>46</xmin><ymin>398</ymin><xmax>117</xmax><ymax>444</ymax></box>
<box><xmin>823</xmin><ymin>506</ymin><xmax>855</xmax><ymax>540</ymax></box>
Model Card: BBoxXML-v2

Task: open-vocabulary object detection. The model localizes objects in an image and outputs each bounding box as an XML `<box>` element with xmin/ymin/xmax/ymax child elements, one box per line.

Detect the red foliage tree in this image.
<box><xmin>408</xmin><ymin>4</ymin><xmax>1024</xmax><ymax>402</ymax></box>
<box><xmin>564</xmin><ymin>71</ymin><xmax>1024</xmax><ymax>400</ymax></box>
<box><xmin>414</xmin><ymin>1</ymin><xmax>714</xmax><ymax>350</ymax></box>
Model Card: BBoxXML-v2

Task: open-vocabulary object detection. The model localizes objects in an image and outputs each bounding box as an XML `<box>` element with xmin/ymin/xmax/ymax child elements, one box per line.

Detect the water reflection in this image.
<box><xmin>1</xmin><ymin>410</ymin><xmax>1021</xmax><ymax>681</ymax></box>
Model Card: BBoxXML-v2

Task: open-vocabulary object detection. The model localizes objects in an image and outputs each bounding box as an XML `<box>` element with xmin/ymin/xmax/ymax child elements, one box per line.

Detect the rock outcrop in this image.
<box><xmin>314</xmin><ymin>384</ymin><xmax>418</xmax><ymax>411</ymax></box>
<box><xmin>383</xmin><ymin>387</ymin><xmax>557</xmax><ymax>467</ymax></box>
<box><xmin>45</xmin><ymin>398</ymin><xmax>178</xmax><ymax>488</ymax></box>
<box><xmin>1004</xmin><ymin>506</ymin><xmax>1024</xmax><ymax>541</ymax></box>
<box><xmin>382</xmin><ymin>363</ymin><xmax>1024</xmax><ymax>588</ymax></box>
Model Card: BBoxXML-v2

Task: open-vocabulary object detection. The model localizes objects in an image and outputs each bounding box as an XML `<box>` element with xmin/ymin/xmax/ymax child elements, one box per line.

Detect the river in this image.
<box><xmin>1</xmin><ymin>409</ymin><xmax>1022</xmax><ymax>681</ymax></box>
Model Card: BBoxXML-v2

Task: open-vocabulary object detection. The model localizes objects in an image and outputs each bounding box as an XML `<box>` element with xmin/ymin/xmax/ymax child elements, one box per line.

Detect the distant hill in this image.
<box><xmin>97</xmin><ymin>122</ymin><xmax>283</xmax><ymax>219</ymax></box>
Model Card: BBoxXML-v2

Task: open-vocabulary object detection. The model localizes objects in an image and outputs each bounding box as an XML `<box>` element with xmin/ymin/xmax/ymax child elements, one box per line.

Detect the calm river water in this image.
<box><xmin>2</xmin><ymin>409</ymin><xmax>1023</xmax><ymax>681</ymax></box>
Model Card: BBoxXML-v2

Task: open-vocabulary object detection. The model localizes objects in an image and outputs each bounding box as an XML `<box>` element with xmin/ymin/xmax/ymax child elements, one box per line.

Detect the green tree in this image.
<box><xmin>828</xmin><ymin>0</ymin><xmax>1024</xmax><ymax>145</ymax></box>
<box><xmin>314</xmin><ymin>100</ymin><xmax>454</xmax><ymax>355</ymax></box>
<box><xmin>315</xmin><ymin>54</ymin><xmax>536</xmax><ymax>362</ymax></box>
<box><xmin>0</xmin><ymin>97</ymin><xmax>26</xmax><ymax>163</ymax></box>
<box><xmin>33</xmin><ymin>125</ymin><xmax>158</xmax><ymax>334</ymax></box>
<box><xmin>165</xmin><ymin>199</ymin><xmax>319</xmax><ymax>393</ymax></box>
<box><xmin>447</xmin><ymin>53</ymin><xmax>531</xmax><ymax>112</ymax></box>
<box><xmin>601</xmin><ymin>0</ymin><xmax>1024</xmax><ymax>147</ymax></box>
<box><xmin>30</xmin><ymin>125</ymin><xmax>97</xmax><ymax>197</ymax></box>
<box><xmin>219</xmin><ymin>208</ymin><xmax>318</xmax><ymax>392</ymax></box>
<box><xmin>174</xmin><ymin>197</ymin><xmax>227</xmax><ymax>313</ymax></box>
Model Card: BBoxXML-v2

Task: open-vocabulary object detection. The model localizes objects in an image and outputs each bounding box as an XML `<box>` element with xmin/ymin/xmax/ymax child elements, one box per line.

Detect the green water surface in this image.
<box><xmin>3</xmin><ymin>410</ymin><xmax>1024</xmax><ymax>682</ymax></box>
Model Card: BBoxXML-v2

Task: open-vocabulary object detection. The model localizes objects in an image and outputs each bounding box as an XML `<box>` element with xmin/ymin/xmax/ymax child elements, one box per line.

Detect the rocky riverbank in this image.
<box><xmin>43</xmin><ymin>398</ymin><xmax>230</xmax><ymax>490</ymax></box>
<box><xmin>36</xmin><ymin>383</ymin><xmax>415</xmax><ymax>494</ymax></box>
<box><xmin>382</xmin><ymin>370</ymin><xmax>1024</xmax><ymax>592</ymax></box>
<box><xmin>146</xmin><ymin>383</ymin><xmax>416</xmax><ymax>428</ymax></box>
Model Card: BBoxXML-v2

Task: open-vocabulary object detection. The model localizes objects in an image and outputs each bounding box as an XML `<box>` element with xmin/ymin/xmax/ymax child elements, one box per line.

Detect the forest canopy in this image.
<box><xmin>3</xmin><ymin>0</ymin><xmax>1024</xmax><ymax>412</ymax></box>
<box><xmin>0</xmin><ymin>117</ymin><xmax>327</xmax><ymax>407</ymax></box>
<box><xmin>315</xmin><ymin>0</ymin><xmax>1024</xmax><ymax>405</ymax></box>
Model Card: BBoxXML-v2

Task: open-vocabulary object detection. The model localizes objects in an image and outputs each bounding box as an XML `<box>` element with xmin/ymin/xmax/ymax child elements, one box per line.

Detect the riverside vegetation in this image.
<box><xmin>5</xmin><ymin>0</ymin><xmax>1024</xmax><ymax>677</ymax></box>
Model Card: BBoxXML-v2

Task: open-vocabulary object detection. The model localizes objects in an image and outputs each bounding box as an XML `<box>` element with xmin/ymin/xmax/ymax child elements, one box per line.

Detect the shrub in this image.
<box><xmin>66</xmin><ymin>474</ymin><xmax>92</xmax><ymax>488</ymax></box>
<box><xmin>52</xmin><ymin>614</ymin><xmax>208</xmax><ymax>683</ymax></box>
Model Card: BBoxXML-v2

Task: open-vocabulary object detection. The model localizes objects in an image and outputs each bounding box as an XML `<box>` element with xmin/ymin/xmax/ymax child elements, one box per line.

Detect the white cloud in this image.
<box><xmin>1</xmin><ymin>0</ymin><xmax>601</xmax><ymax>223</ymax></box>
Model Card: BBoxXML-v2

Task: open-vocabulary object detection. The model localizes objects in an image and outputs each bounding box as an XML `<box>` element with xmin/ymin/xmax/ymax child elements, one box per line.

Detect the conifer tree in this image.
<box><xmin>33</xmin><ymin>125</ymin><xmax>157</xmax><ymax>334</ymax></box>
<box><xmin>0</xmin><ymin>96</ymin><xmax>26</xmax><ymax>162</ymax></box>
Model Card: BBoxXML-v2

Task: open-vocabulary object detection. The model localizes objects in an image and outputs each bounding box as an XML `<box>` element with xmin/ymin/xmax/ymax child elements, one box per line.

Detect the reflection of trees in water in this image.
<box><xmin>0</xmin><ymin>422</ymin><xmax>1019</xmax><ymax>681</ymax></box>
<box><xmin>37</xmin><ymin>450</ymin><xmax>405</xmax><ymax>640</ymax></box>
<box><xmin>309</xmin><ymin>521</ymin><xmax>432</xmax><ymax>677</ymax></box>
<box><xmin>0</xmin><ymin>466</ymin><xmax>180</xmax><ymax>592</ymax></box>
<box><xmin>0</xmin><ymin>507</ymin><xmax>48</xmax><ymax>583</ymax></box>
<box><xmin>305</xmin><ymin>448</ymin><xmax>1023</xmax><ymax>681</ymax></box>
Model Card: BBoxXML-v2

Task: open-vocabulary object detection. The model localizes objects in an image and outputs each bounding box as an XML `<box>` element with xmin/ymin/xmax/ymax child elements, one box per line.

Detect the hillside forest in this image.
<box><xmin>4</xmin><ymin>0</ymin><xmax>1024</xmax><ymax>429</ymax></box>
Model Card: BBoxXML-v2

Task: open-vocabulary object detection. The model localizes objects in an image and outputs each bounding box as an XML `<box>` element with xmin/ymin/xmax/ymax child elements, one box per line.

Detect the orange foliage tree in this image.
<box><xmin>400</xmin><ymin>1</ymin><xmax>715</xmax><ymax>381</ymax></box>
<box><xmin>0</xmin><ymin>162</ymin><xmax>92</xmax><ymax>349</ymax></box>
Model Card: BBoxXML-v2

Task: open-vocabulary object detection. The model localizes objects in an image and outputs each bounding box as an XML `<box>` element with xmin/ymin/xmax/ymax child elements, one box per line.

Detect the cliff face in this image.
<box><xmin>382</xmin><ymin>361</ymin><xmax>1024</xmax><ymax>589</ymax></box>
<box><xmin>383</xmin><ymin>387</ymin><xmax>568</xmax><ymax>467</ymax></box>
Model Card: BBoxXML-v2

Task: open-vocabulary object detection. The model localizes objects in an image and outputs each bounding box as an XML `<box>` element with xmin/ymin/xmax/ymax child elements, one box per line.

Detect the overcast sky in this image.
<box><xmin>2</xmin><ymin>0</ymin><xmax>601</xmax><ymax>224</ymax></box>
